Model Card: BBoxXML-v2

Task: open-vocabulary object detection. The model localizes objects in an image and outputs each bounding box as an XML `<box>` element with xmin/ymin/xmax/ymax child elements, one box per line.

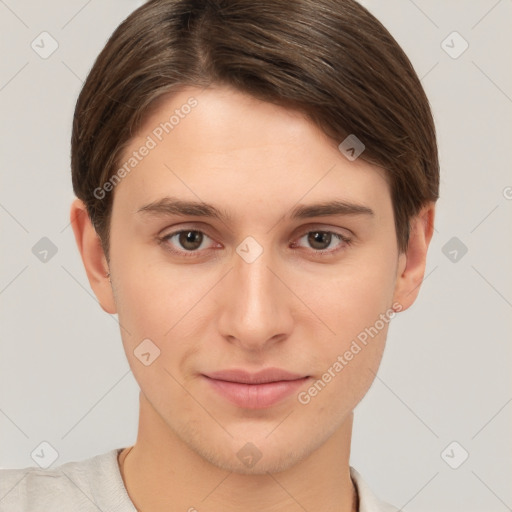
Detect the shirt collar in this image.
<box><xmin>350</xmin><ymin>467</ymin><xmax>400</xmax><ymax>512</ymax></box>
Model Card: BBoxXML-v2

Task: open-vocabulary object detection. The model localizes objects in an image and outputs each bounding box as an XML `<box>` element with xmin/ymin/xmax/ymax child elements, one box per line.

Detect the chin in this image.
<box><xmin>220</xmin><ymin>447</ymin><xmax>307</xmax><ymax>476</ymax></box>
<box><xmin>190</xmin><ymin>430</ymin><xmax>318</xmax><ymax>476</ymax></box>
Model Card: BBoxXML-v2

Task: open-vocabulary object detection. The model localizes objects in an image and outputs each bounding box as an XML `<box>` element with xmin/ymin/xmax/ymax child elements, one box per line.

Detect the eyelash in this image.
<box><xmin>157</xmin><ymin>227</ymin><xmax>353</xmax><ymax>259</ymax></box>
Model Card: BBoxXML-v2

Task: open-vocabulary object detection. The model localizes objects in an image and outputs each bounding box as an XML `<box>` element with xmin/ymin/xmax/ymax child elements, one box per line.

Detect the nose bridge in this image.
<box><xmin>234</xmin><ymin>236</ymin><xmax>279</xmax><ymax>317</ymax></box>
<box><xmin>219</xmin><ymin>234</ymin><xmax>291</xmax><ymax>347</ymax></box>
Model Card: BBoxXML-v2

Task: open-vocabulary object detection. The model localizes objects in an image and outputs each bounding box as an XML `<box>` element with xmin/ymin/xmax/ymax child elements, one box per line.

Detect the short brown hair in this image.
<box><xmin>71</xmin><ymin>0</ymin><xmax>439</xmax><ymax>261</ymax></box>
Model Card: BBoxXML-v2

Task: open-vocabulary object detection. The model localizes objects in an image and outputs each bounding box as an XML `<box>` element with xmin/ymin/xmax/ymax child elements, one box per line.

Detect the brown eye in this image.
<box><xmin>293</xmin><ymin>230</ymin><xmax>352</xmax><ymax>256</ymax></box>
<box><xmin>177</xmin><ymin>230</ymin><xmax>204</xmax><ymax>251</ymax></box>
<box><xmin>159</xmin><ymin>229</ymin><xmax>215</xmax><ymax>258</ymax></box>
<box><xmin>307</xmin><ymin>231</ymin><xmax>333</xmax><ymax>250</ymax></box>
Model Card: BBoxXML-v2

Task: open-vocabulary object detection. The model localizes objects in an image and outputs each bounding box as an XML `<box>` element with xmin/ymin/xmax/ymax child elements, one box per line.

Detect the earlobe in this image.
<box><xmin>70</xmin><ymin>198</ymin><xmax>117</xmax><ymax>314</ymax></box>
<box><xmin>392</xmin><ymin>203</ymin><xmax>436</xmax><ymax>311</ymax></box>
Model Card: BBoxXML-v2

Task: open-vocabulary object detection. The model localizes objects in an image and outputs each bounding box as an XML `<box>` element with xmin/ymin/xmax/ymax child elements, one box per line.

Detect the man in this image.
<box><xmin>0</xmin><ymin>0</ymin><xmax>438</xmax><ymax>510</ymax></box>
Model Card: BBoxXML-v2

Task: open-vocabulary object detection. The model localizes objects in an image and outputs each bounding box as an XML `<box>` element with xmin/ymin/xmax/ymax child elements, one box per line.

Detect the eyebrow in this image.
<box><xmin>136</xmin><ymin>196</ymin><xmax>374</xmax><ymax>222</ymax></box>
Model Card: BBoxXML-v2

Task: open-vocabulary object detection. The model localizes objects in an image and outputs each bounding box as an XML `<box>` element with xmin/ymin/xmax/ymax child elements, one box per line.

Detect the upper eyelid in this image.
<box><xmin>159</xmin><ymin>221</ymin><xmax>353</xmax><ymax>236</ymax></box>
<box><xmin>160</xmin><ymin>227</ymin><xmax>351</xmax><ymax>242</ymax></box>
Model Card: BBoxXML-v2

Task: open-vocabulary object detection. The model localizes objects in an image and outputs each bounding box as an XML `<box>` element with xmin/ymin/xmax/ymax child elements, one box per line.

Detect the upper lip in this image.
<box><xmin>203</xmin><ymin>368</ymin><xmax>308</xmax><ymax>384</ymax></box>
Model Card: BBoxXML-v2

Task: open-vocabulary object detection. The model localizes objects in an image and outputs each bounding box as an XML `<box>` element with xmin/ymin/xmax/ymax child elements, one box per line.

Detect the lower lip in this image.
<box><xmin>203</xmin><ymin>376</ymin><xmax>310</xmax><ymax>409</ymax></box>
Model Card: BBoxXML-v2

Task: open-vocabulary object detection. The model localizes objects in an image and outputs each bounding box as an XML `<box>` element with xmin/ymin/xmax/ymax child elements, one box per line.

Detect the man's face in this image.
<box><xmin>107</xmin><ymin>85</ymin><xmax>404</xmax><ymax>474</ymax></box>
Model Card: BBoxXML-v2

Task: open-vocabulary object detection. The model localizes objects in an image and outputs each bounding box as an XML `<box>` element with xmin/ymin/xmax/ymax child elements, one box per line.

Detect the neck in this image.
<box><xmin>119</xmin><ymin>393</ymin><xmax>358</xmax><ymax>512</ymax></box>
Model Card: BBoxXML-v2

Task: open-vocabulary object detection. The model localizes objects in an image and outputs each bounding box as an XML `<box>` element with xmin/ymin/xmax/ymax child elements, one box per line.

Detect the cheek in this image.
<box><xmin>300</xmin><ymin>319</ymin><xmax>391</xmax><ymax>416</ymax></box>
<box><xmin>113</xmin><ymin>270</ymin><xmax>161</xmax><ymax>336</ymax></box>
<box><xmin>111</xmin><ymin>248</ymin><xmax>208</xmax><ymax>381</ymax></box>
<box><xmin>111</xmin><ymin>242</ymin><xmax>184</xmax><ymax>330</ymax></box>
<box><xmin>309</xmin><ymin>257</ymin><xmax>396</xmax><ymax>341</ymax></box>
<box><xmin>111</xmin><ymin>260</ymin><xmax>193</xmax><ymax>401</ymax></box>
<box><xmin>301</xmin><ymin>255</ymin><xmax>396</xmax><ymax>397</ymax></box>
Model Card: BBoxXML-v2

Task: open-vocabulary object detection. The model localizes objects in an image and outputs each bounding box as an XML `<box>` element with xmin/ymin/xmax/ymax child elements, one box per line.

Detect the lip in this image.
<box><xmin>202</xmin><ymin>368</ymin><xmax>310</xmax><ymax>409</ymax></box>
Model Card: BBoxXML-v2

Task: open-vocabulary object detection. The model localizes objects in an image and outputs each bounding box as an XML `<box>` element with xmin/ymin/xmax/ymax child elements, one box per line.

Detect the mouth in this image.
<box><xmin>202</xmin><ymin>368</ymin><xmax>310</xmax><ymax>409</ymax></box>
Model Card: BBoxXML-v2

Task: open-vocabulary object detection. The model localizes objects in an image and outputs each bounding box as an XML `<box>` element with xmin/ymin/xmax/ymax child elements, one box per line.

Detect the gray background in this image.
<box><xmin>1</xmin><ymin>1</ymin><xmax>511</xmax><ymax>510</ymax></box>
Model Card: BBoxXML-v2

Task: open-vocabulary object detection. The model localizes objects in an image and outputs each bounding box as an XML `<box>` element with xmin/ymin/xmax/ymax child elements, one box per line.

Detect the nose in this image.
<box><xmin>217</xmin><ymin>241</ymin><xmax>294</xmax><ymax>353</ymax></box>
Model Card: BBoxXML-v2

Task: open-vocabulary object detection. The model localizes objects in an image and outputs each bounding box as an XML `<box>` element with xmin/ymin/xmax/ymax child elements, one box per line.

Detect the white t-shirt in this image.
<box><xmin>0</xmin><ymin>448</ymin><xmax>400</xmax><ymax>511</ymax></box>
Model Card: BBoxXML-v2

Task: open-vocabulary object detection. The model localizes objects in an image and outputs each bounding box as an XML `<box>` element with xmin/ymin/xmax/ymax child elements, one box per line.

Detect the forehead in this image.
<box><xmin>136</xmin><ymin>85</ymin><xmax>335</xmax><ymax>155</ymax></box>
<box><xmin>114</xmin><ymin>85</ymin><xmax>391</xmax><ymax>218</ymax></box>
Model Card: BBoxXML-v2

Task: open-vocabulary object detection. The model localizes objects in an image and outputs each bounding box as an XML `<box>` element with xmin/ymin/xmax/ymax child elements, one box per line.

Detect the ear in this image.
<box><xmin>70</xmin><ymin>198</ymin><xmax>117</xmax><ymax>314</ymax></box>
<box><xmin>392</xmin><ymin>202</ymin><xmax>436</xmax><ymax>311</ymax></box>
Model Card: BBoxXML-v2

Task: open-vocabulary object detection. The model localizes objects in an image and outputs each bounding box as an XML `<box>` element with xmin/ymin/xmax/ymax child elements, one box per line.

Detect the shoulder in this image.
<box><xmin>350</xmin><ymin>467</ymin><xmax>401</xmax><ymax>512</ymax></box>
<box><xmin>0</xmin><ymin>462</ymin><xmax>95</xmax><ymax>512</ymax></box>
<box><xmin>0</xmin><ymin>448</ymin><xmax>134</xmax><ymax>512</ymax></box>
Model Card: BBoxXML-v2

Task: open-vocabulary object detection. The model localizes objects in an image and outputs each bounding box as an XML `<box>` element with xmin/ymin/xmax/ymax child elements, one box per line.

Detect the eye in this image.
<box><xmin>158</xmin><ymin>227</ymin><xmax>352</xmax><ymax>259</ymax></box>
<box><xmin>158</xmin><ymin>229</ymin><xmax>216</xmax><ymax>258</ymax></box>
<box><xmin>291</xmin><ymin>229</ymin><xmax>352</xmax><ymax>256</ymax></box>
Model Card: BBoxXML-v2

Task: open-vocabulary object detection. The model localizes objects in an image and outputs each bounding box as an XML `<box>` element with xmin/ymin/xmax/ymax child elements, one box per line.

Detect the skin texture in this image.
<box><xmin>71</xmin><ymin>85</ymin><xmax>435</xmax><ymax>512</ymax></box>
